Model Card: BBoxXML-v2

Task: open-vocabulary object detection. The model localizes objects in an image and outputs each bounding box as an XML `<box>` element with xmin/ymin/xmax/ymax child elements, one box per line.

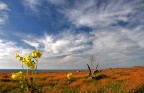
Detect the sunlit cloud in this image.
<box><xmin>0</xmin><ymin>39</ymin><xmax>31</xmax><ymax>69</ymax></box>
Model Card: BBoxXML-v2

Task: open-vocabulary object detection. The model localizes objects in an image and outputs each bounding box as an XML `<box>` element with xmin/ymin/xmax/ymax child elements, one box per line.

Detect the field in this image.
<box><xmin>1</xmin><ymin>66</ymin><xmax>144</xmax><ymax>93</ymax></box>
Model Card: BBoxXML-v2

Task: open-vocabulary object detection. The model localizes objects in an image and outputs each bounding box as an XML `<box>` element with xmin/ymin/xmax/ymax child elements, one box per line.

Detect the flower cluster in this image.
<box><xmin>32</xmin><ymin>50</ymin><xmax>41</xmax><ymax>58</ymax></box>
<box><xmin>67</xmin><ymin>73</ymin><xmax>72</xmax><ymax>80</ymax></box>
<box><xmin>11</xmin><ymin>50</ymin><xmax>42</xmax><ymax>92</ymax></box>
<box><xmin>14</xmin><ymin>50</ymin><xmax>41</xmax><ymax>70</ymax></box>
<box><xmin>11</xmin><ymin>71</ymin><xmax>23</xmax><ymax>80</ymax></box>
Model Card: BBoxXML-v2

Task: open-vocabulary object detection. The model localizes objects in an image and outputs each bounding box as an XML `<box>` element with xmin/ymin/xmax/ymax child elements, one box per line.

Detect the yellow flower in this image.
<box><xmin>11</xmin><ymin>71</ymin><xmax>23</xmax><ymax>80</ymax></box>
<box><xmin>20</xmin><ymin>58</ymin><xmax>26</xmax><ymax>64</ymax></box>
<box><xmin>19</xmin><ymin>54</ymin><xmax>35</xmax><ymax>70</ymax></box>
<box><xmin>32</xmin><ymin>50</ymin><xmax>41</xmax><ymax>58</ymax></box>
<box><xmin>15</xmin><ymin>53</ymin><xmax>20</xmax><ymax>59</ymax></box>
<box><xmin>67</xmin><ymin>73</ymin><xmax>72</xmax><ymax>80</ymax></box>
<box><xmin>25</xmin><ymin>54</ymin><xmax>31</xmax><ymax>62</ymax></box>
<box><xmin>28</xmin><ymin>63</ymin><xmax>35</xmax><ymax>70</ymax></box>
<box><xmin>25</xmin><ymin>61</ymin><xmax>35</xmax><ymax>70</ymax></box>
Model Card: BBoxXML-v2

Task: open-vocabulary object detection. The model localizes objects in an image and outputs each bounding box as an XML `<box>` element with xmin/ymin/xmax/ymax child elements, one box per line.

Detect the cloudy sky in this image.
<box><xmin>0</xmin><ymin>0</ymin><xmax>144</xmax><ymax>69</ymax></box>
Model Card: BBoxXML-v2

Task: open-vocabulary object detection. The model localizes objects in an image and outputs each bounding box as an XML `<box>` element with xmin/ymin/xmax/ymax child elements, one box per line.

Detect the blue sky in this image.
<box><xmin>0</xmin><ymin>0</ymin><xmax>144</xmax><ymax>69</ymax></box>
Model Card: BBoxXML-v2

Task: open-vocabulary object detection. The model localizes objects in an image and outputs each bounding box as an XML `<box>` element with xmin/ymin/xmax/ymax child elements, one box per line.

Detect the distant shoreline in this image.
<box><xmin>0</xmin><ymin>69</ymin><xmax>87</xmax><ymax>72</ymax></box>
<box><xmin>1</xmin><ymin>66</ymin><xmax>143</xmax><ymax>72</ymax></box>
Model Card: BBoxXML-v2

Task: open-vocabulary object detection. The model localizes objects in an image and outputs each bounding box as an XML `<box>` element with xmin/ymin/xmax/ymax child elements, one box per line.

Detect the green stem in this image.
<box><xmin>26</xmin><ymin>69</ymin><xmax>30</xmax><ymax>85</ymax></box>
<box><xmin>22</xmin><ymin>63</ymin><xmax>24</xmax><ymax>71</ymax></box>
<box><xmin>27</xmin><ymin>69</ymin><xmax>29</xmax><ymax>77</ymax></box>
<box><xmin>36</xmin><ymin>58</ymin><xmax>38</xmax><ymax>71</ymax></box>
<box><xmin>33</xmin><ymin>58</ymin><xmax>38</xmax><ymax>84</ymax></box>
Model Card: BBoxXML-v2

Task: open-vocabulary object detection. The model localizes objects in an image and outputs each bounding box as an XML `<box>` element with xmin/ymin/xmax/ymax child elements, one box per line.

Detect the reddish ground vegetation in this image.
<box><xmin>0</xmin><ymin>66</ymin><xmax>144</xmax><ymax>93</ymax></box>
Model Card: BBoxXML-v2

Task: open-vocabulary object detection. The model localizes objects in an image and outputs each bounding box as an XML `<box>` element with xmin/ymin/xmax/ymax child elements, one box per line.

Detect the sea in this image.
<box><xmin>0</xmin><ymin>69</ymin><xmax>86</xmax><ymax>72</ymax></box>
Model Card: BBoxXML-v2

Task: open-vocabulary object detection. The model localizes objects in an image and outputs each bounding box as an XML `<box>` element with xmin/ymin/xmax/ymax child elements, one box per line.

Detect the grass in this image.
<box><xmin>1</xmin><ymin>66</ymin><xmax>144</xmax><ymax>93</ymax></box>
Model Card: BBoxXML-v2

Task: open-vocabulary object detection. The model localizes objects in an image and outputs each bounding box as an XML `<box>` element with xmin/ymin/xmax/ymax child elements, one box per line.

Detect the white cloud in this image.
<box><xmin>89</xmin><ymin>26</ymin><xmax>144</xmax><ymax>66</ymax></box>
<box><xmin>0</xmin><ymin>18</ymin><xmax>6</xmax><ymax>24</ymax></box>
<box><xmin>0</xmin><ymin>39</ymin><xmax>30</xmax><ymax>58</ymax></box>
<box><xmin>92</xmin><ymin>29</ymin><xmax>136</xmax><ymax>51</ymax></box>
<box><xmin>39</xmin><ymin>0</ymin><xmax>143</xmax><ymax>68</ymax></box>
<box><xmin>22</xmin><ymin>30</ymin><xmax>92</xmax><ymax>63</ymax></box>
<box><xmin>22</xmin><ymin>40</ymin><xmax>39</xmax><ymax>49</ymax></box>
<box><xmin>0</xmin><ymin>1</ymin><xmax>9</xmax><ymax>25</ymax></box>
<box><xmin>23</xmin><ymin>0</ymin><xmax>42</xmax><ymax>13</ymax></box>
<box><xmin>58</xmin><ymin>55</ymin><xmax>73</xmax><ymax>63</ymax></box>
<box><xmin>0</xmin><ymin>39</ymin><xmax>31</xmax><ymax>69</ymax></box>
<box><xmin>1</xmin><ymin>0</ymin><xmax>144</xmax><ymax>69</ymax></box>
<box><xmin>47</xmin><ymin>0</ymin><xmax>66</xmax><ymax>5</ymax></box>
<box><xmin>60</xmin><ymin>0</ymin><xmax>142</xmax><ymax>28</ymax></box>
<box><xmin>0</xmin><ymin>1</ymin><xmax>8</xmax><ymax>10</ymax></box>
<box><xmin>67</xmin><ymin>45</ymin><xmax>90</xmax><ymax>53</ymax></box>
<box><xmin>2</xmin><ymin>25</ymin><xmax>144</xmax><ymax>69</ymax></box>
<box><xmin>20</xmin><ymin>23</ymin><xmax>144</xmax><ymax>67</ymax></box>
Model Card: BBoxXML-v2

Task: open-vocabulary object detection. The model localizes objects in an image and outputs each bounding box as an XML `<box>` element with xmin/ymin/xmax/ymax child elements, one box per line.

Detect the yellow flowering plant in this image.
<box><xmin>11</xmin><ymin>71</ymin><xmax>23</xmax><ymax>80</ymax></box>
<box><xmin>12</xmin><ymin>50</ymin><xmax>41</xmax><ymax>92</ymax></box>
<box><xmin>67</xmin><ymin>73</ymin><xmax>73</xmax><ymax>83</ymax></box>
<box><xmin>67</xmin><ymin>73</ymin><xmax>72</xmax><ymax>80</ymax></box>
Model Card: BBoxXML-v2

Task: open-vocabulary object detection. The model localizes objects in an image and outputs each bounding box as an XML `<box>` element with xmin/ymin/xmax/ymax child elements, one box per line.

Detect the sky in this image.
<box><xmin>0</xmin><ymin>0</ymin><xmax>144</xmax><ymax>69</ymax></box>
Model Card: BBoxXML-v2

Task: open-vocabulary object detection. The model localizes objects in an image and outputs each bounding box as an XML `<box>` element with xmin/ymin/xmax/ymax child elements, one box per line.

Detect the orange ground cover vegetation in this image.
<box><xmin>1</xmin><ymin>66</ymin><xmax>144</xmax><ymax>93</ymax></box>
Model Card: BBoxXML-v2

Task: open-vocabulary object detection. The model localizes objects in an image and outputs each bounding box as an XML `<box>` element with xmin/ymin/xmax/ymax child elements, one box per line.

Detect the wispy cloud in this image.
<box><xmin>22</xmin><ymin>30</ymin><xmax>91</xmax><ymax>55</ymax></box>
<box><xmin>23</xmin><ymin>0</ymin><xmax>42</xmax><ymax>13</ymax></box>
<box><xmin>0</xmin><ymin>39</ymin><xmax>29</xmax><ymax>58</ymax></box>
<box><xmin>0</xmin><ymin>39</ymin><xmax>31</xmax><ymax>69</ymax></box>
<box><xmin>1</xmin><ymin>0</ymin><xmax>144</xmax><ymax>69</ymax></box>
<box><xmin>47</xmin><ymin>0</ymin><xmax>66</xmax><ymax>5</ymax></box>
<box><xmin>21</xmin><ymin>24</ymin><xmax>144</xmax><ymax>68</ymax></box>
<box><xmin>0</xmin><ymin>1</ymin><xmax>9</xmax><ymax>25</ymax></box>
<box><xmin>60</xmin><ymin>0</ymin><xmax>143</xmax><ymax>28</ymax></box>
